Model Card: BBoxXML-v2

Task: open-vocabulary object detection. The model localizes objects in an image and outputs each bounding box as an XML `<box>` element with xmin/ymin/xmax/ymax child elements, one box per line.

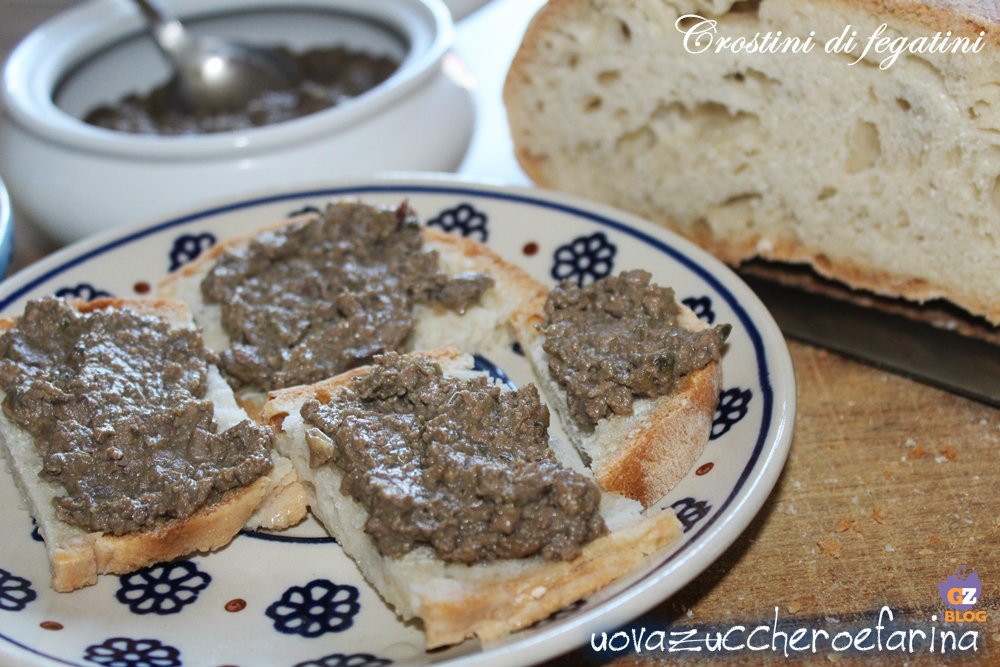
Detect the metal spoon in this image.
<box><xmin>130</xmin><ymin>0</ymin><xmax>300</xmax><ymax>115</ymax></box>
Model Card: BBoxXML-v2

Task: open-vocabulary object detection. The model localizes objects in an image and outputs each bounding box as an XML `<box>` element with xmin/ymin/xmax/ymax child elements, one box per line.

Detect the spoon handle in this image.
<box><xmin>130</xmin><ymin>0</ymin><xmax>190</xmax><ymax>56</ymax></box>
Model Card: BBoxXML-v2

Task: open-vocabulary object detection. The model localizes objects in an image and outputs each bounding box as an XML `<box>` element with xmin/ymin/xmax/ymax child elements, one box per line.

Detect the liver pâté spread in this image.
<box><xmin>0</xmin><ymin>298</ymin><xmax>273</xmax><ymax>535</ymax></box>
<box><xmin>541</xmin><ymin>270</ymin><xmax>730</xmax><ymax>431</ymax></box>
<box><xmin>300</xmin><ymin>352</ymin><xmax>607</xmax><ymax>563</ymax></box>
<box><xmin>201</xmin><ymin>202</ymin><xmax>494</xmax><ymax>391</ymax></box>
<box><xmin>83</xmin><ymin>45</ymin><xmax>399</xmax><ymax>135</ymax></box>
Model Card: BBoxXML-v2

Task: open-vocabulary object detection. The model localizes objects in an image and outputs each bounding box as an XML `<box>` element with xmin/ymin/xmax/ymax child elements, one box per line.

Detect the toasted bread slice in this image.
<box><xmin>158</xmin><ymin>203</ymin><xmax>548</xmax><ymax>415</ymax></box>
<box><xmin>511</xmin><ymin>294</ymin><xmax>721</xmax><ymax>508</ymax></box>
<box><xmin>0</xmin><ymin>297</ymin><xmax>306</xmax><ymax>592</ymax></box>
<box><xmin>261</xmin><ymin>347</ymin><xmax>682</xmax><ymax>648</ymax></box>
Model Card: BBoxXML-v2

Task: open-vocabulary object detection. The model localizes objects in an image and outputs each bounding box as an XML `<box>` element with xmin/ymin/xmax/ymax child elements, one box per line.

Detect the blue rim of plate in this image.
<box><xmin>0</xmin><ymin>182</ymin><xmax>788</xmax><ymax>667</ymax></box>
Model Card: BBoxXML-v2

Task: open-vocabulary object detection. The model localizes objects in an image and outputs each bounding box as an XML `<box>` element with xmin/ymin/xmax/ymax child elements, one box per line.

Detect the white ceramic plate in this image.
<box><xmin>0</xmin><ymin>177</ymin><xmax>794</xmax><ymax>667</ymax></box>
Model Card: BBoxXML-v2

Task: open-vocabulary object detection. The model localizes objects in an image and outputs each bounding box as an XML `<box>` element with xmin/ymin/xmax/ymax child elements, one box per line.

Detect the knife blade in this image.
<box><xmin>739</xmin><ymin>273</ymin><xmax>1000</xmax><ymax>407</ymax></box>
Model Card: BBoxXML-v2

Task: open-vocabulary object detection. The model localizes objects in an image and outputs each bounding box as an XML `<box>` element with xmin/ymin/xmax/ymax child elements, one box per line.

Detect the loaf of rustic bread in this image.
<box><xmin>505</xmin><ymin>0</ymin><xmax>1000</xmax><ymax>324</ymax></box>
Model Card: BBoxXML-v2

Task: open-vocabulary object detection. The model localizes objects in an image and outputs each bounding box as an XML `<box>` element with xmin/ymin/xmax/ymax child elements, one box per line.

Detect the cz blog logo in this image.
<box><xmin>938</xmin><ymin>566</ymin><xmax>986</xmax><ymax>622</ymax></box>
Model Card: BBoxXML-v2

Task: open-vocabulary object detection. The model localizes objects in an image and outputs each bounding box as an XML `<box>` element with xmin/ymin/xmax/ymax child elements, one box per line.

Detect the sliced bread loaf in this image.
<box><xmin>505</xmin><ymin>0</ymin><xmax>1000</xmax><ymax>323</ymax></box>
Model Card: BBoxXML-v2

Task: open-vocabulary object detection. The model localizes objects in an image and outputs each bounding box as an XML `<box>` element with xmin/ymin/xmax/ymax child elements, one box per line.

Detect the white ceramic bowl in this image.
<box><xmin>0</xmin><ymin>175</ymin><xmax>12</xmax><ymax>276</ymax></box>
<box><xmin>443</xmin><ymin>0</ymin><xmax>494</xmax><ymax>20</ymax></box>
<box><xmin>0</xmin><ymin>0</ymin><xmax>474</xmax><ymax>243</ymax></box>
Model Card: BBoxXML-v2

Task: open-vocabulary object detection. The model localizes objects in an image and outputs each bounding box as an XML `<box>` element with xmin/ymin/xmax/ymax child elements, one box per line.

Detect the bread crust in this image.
<box><xmin>51</xmin><ymin>474</ymin><xmax>275</xmax><ymax>593</ymax></box>
<box><xmin>414</xmin><ymin>508</ymin><xmax>679</xmax><ymax>647</ymax></box>
<box><xmin>592</xmin><ymin>364</ymin><xmax>720</xmax><ymax>507</ymax></box>
<box><xmin>686</xmin><ymin>231</ymin><xmax>1000</xmax><ymax>326</ymax></box>
<box><xmin>504</xmin><ymin>0</ymin><xmax>1000</xmax><ymax>325</ymax></box>
<box><xmin>262</xmin><ymin>348</ymin><xmax>683</xmax><ymax>648</ymax></box>
<box><xmin>0</xmin><ymin>297</ymin><xmax>305</xmax><ymax>591</ymax></box>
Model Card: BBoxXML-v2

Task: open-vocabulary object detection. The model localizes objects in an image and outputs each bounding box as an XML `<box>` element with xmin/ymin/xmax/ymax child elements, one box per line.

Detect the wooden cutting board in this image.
<box><xmin>544</xmin><ymin>340</ymin><xmax>1000</xmax><ymax>665</ymax></box>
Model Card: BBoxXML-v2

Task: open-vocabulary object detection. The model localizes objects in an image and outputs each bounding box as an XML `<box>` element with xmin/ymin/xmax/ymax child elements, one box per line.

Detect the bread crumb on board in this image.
<box><xmin>872</xmin><ymin>508</ymin><xmax>886</xmax><ymax>525</ymax></box>
<box><xmin>834</xmin><ymin>516</ymin><xmax>853</xmax><ymax>533</ymax></box>
<box><xmin>938</xmin><ymin>444</ymin><xmax>957</xmax><ymax>461</ymax></box>
<box><xmin>817</xmin><ymin>538</ymin><xmax>842</xmax><ymax>558</ymax></box>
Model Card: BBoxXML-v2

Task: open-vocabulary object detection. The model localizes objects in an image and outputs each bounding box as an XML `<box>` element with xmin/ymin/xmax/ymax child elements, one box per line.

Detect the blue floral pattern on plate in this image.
<box><xmin>266</xmin><ymin>579</ymin><xmax>361</xmax><ymax>637</ymax></box>
<box><xmin>711</xmin><ymin>388</ymin><xmax>753</xmax><ymax>440</ymax></box>
<box><xmin>681</xmin><ymin>295</ymin><xmax>716</xmax><ymax>324</ymax></box>
<box><xmin>54</xmin><ymin>283</ymin><xmax>112</xmax><ymax>301</ymax></box>
<box><xmin>116</xmin><ymin>561</ymin><xmax>211</xmax><ymax>615</ymax></box>
<box><xmin>293</xmin><ymin>653</ymin><xmax>392</xmax><ymax>667</ymax></box>
<box><xmin>426</xmin><ymin>203</ymin><xmax>488</xmax><ymax>242</ymax></box>
<box><xmin>167</xmin><ymin>232</ymin><xmax>216</xmax><ymax>271</ymax></box>
<box><xmin>473</xmin><ymin>354</ymin><xmax>516</xmax><ymax>389</ymax></box>
<box><xmin>670</xmin><ymin>497</ymin><xmax>713</xmax><ymax>533</ymax></box>
<box><xmin>551</xmin><ymin>232</ymin><xmax>616</xmax><ymax>286</ymax></box>
<box><xmin>83</xmin><ymin>638</ymin><xmax>180</xmax><ymax>667</ymax></box>
<box><xmin>0</xmin><ymin>568</ymin><xmax>36</xmax><ymax>612</ymax></box>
